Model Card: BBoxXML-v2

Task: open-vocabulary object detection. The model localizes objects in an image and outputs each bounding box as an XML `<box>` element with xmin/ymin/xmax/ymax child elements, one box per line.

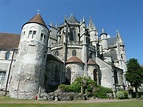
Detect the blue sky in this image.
<box><xmin>0</xmin><ymin>0</ymin><xmax>142</xmax><ymax>64</ymax></box>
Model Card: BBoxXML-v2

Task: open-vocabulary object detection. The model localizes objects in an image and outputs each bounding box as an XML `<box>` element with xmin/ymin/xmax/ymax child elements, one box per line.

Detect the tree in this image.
<box><xmin>125</xmin><ymin>58</ymin><xmax>143</xmax><ymax>98</ymax></box>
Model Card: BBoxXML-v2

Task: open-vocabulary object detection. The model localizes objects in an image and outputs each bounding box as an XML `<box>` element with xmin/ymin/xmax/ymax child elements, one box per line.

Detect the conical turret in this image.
<box><xmin>100</xmin><ymin>28</ymin><xmax>108</xmax><ymax>52</ymax></box>
<box><xmin>9</xmin><ymin>14</ymin><xmax>49</xmax><ymax>99</ymax></box>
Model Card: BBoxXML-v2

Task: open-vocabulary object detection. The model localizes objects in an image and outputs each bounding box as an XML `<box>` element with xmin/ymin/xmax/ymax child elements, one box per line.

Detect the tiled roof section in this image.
<box><xmin>67</xmin><ymin>14</ymin><xmax>79</xmax><ymax>23</ymax></box>
<box><xmin>87</xmin><ymin>58</ymin><xmax>98</xmax><ymax>65</ymax></box>
<box><xmin>0</xmin><ymin>33</ymin><xmax>20</xmax><ymax>49</ymax></box>
<box><xmin>26</xmin><ymin>14</ymin><xmax>47</xmax><ymax>28</ymax></box>
<box><xmin>107</xmin><ymin>36</ymin><xmax>117</xmax><ymax>47</ymax></box>
<box><xmin>66</xmin><ymin>56</ymin><xmax>84</xmax><ymax>64</ymax></box>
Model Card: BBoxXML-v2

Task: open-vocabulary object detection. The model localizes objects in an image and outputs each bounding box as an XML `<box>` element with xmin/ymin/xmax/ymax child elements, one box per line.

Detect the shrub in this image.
<box><xmin>94</xmin><ymin>86</ymin><xmax>113</xmax><ymax>98</ymax></box>
<box><xmin>58</xmin><ymin>77</ymin><xmax>97</xmax><ymax>94</ymax></box>
<box><xmin>116</xmin><ymin>90</ymin><xmax>128</xmax><ymax>99</ymax></box>
<box><xmin>58</xmin><ymin>84</ymin><xmax>70</xmax><ymax>92</ymax></box>
<box><xmin>58</xmin><ymin>77</ymin><xmax>113</xmax><ymax>99</ymax></box>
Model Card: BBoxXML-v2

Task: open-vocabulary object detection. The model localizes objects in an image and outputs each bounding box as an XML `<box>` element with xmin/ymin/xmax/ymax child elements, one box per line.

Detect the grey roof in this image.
<box><xmin>47</xmin><ymin>54</ymin><xmax>64</xmax><ymax>63</ymax></box>
<box><xmin>107</xmin><ymin>37</ymin><xmax>117</xmax><ymax>47</ymax></box>
<box><xmin>67</xmin><ymin>14</ymin><xmax>79</xmax><ymax>23</ymax></box>
<box><xmin>103</xmin><ymin>52</ymin><xmax>110</xmax><ymax>57</ymax></box>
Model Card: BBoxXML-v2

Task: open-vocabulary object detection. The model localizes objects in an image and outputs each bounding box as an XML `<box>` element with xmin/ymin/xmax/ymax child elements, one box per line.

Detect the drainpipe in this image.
<box><xmin>4</xmin><ymin>49</ymin><xmax>15</xmax><ymax>96</ymax></box>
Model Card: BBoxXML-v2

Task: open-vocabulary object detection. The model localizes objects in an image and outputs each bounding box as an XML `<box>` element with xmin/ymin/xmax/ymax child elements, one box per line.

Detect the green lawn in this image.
<box><xmin>0</xmin><ymin>96</ymin><xmax>143</xmax><ymax>107</ymax></box>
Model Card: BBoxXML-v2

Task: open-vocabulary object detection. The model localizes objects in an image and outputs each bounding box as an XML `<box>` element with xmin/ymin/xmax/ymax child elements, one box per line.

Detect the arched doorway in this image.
<box><xmin>65</xmin><ymin>67</ymin><xmax>71</xmax><ymax>84</ymax></box>
<box><xmin>93</xmin><ymin>69</ymin><xmax>97</xmax><ymax>82</ymax></box>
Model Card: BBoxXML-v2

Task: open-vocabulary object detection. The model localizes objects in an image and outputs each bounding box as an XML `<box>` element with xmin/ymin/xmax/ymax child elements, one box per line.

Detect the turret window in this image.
<box><xmin>41</xmin><ymin>33</ymin><xmax>46</xmax><ymax>43</ymax></box>
<box><xmin>28</xmin><ymin>30</ymin><xmax>36</xmax><ymax>39</ymax></box>
<box><xmin>32</xmin><ymin>31</ymin><xmax>36</xmax><ymax>38</ymax></box>
<box><xmin>22</xmin><ymin>31</ymin><xmax>25</xmax><ymax>36</ymax></box>
<box><xmin>41</xmin><ymin>33</ymin><xmax>43</xmax><ymax>41</ymax></box>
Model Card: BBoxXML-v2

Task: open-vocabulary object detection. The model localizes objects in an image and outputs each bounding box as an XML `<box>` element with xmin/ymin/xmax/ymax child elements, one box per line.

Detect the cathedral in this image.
<box><xmin>0</xmin><ymin>13</ymin><xmax>127</xmax><ymax>99</ymax></box>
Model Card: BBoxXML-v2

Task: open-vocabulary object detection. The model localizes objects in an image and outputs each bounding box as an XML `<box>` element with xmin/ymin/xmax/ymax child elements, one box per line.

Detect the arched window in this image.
<box><xmin>93</xmin><ymin>69</ymin><xmax>97</xmax><ymax>81</ymax></box>
<box><xmin>66</xmin><ymin>67</ymin><xmax>71</xmax><ymax>84</ymax></box>
<box><xmin>55</xmin><ymin>51</ymin><xmax>59</xmax><ymax>56</ymax></box>
<box><xmin>69</xmin><ymin>28</ymin><xmax>76</xmax><ymax>42</ymax></box>
<box><xmin>72</xmin><ymin>50</ymin><xmax>76</xmax><ymax>56</ymax></box>
<box><xmin>114</xmin><ymin>70</ymin><xmax>118</xmax><ymax>84</ymax></box>
<box><xmin>5</xmin><ymin>51</ymin><xmax>10</xmax><ymax>60</ymax></box>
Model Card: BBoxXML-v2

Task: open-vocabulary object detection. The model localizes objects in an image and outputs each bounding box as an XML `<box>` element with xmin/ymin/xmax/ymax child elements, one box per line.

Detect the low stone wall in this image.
<box><xmin>38</xmin><ymin>91</ymin><xmax>88</xmax><ymax>101</ymax></box>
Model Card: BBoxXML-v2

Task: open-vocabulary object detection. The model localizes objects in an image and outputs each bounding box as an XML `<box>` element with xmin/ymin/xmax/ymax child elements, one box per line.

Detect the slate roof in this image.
<box><xmin>67</xmin><ymin>14</ymin><xmax>79</xmax><ymax>23</ymax></box>
<box><xmin>107</xmin><ymin>36</ymin><xmax>117</xmax><ymax>47</ymax></box>
<box><xmin>0</xmin><ymin>33</ymin><xmax>20</xmax><ymax>49</ymax></box>
<box><xmin>66</xmin><ymin>56</ymin><xmax>84</xmax><ymax>64</ymax></box>
<box><xmin>23</xmin><ymin>14</ymin><xmax>47</xmax><ymax>28</ymax></box>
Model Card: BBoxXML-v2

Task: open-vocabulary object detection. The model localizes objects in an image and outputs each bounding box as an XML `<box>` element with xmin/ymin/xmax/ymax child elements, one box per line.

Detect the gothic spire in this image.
<box><xmin>88</xmin><ymin>16</ymin><xmax>96</xmax><ymax>31</ymax></box>
<box><xmin>116</xmin><ymin>30</ymin><xmax>124</xmax><ymax>45</ymax></box>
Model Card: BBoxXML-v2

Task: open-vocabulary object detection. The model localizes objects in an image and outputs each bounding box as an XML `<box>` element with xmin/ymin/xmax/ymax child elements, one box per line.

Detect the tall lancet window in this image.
<box><xmin>110</xmin><ymin>49</ymin><xmax>117</xmax><ymax>61</ymax></box>
<box><xmin>69</xmin><ymin>28</ymin><xmax>76</xmax><ymax>42</ymax></box>
<box><xmin>66</xmin><ymin>67</ymin><xmax>71</xmax><ymax>84</ymax></box>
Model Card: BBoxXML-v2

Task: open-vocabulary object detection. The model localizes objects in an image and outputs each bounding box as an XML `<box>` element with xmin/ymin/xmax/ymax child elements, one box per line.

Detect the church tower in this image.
<box><xmin>9</xmin><ymin>13</ymin><xmax>49</xmax><ymax>99</ymax></box>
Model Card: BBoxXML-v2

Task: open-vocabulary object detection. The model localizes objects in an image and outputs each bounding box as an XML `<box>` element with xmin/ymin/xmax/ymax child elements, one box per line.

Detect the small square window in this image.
<box><xmin>33</xmin><ymin>31</ymin><xmax>36</xmax><ymax>35</ymax></box>
<box><xmin>29</xmin><ymin>30</ymin><xmax>32</xmax><ymax>34</ymax></box>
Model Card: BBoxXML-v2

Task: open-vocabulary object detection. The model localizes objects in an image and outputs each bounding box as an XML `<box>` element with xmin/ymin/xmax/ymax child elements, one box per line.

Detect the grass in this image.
<box><xmin>0</xmin><ymin>96</ymin><xmax>143</xmax><ymax>107</ymax></box>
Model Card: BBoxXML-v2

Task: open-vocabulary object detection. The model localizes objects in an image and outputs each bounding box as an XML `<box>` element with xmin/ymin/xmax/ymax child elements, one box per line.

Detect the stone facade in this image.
<box><xmin>0</xmin><ymin>13</ymin><xmax>127</xmax><ymax>99</ymax></box>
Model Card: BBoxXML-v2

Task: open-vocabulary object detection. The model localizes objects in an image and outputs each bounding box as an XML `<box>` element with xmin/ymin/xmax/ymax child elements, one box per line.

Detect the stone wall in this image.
<box><xmin>45</xmin><ymin>59</ymin><xmax>65</xmax><ymax>92</ymax></box>
<box><xmin>66</xmin><ymin>63</ymin><xmax>84</xmax><ymax>83</ymax></box>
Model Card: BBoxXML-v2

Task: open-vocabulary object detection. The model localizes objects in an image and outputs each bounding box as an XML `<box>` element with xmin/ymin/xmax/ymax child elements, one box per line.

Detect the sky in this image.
<box><xmin>0</xmin><ymin>0</ymin><xmax>142</xmax><ymax>65</ymax></box>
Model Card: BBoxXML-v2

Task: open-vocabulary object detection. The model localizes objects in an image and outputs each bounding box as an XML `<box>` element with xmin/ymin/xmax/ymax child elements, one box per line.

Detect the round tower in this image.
<box><xmin>100</xmin><ymin>28</ymin><xmax>108</xmax><ymax>52</ymax></box>
<box><xmin>9</xmin><ymin>14</ymin><xmax>49</xmax><ymax>99</ymax></box>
